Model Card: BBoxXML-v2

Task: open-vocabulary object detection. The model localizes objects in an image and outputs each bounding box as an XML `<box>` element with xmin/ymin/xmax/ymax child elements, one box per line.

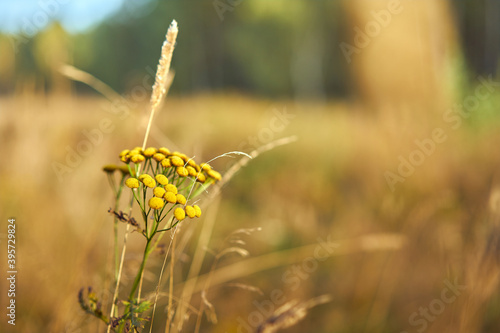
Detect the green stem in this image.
<box><xmin>129</xmin><ymin>237</ymin><xmax>153</xmax><ymax>300</ymax></box>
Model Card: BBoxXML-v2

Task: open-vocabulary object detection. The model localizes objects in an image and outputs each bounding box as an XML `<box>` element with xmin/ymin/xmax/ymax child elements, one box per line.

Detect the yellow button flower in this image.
<box><xmin>159</xmin><ymin>147</ymin><xmax>171</xmax><ymax>156</ymax></box>
<box><xmin>165</xmin><ymin>184</ymin><xmax>178</xmax><ymax>194</ymax></box>
<box><xmin>207</xmin><ymin>169</ymin><xmax>222</xmax><ymax>181</ymax></box>
<box><xmin>139</xmin><ymin>174</ymin><xmax>156</xmax><ymax>188</ymax></box>
<box><xmin>155</xmin><ymin>174</ymin><xmax>169</xmax><ymax>186</ymax></box>
<box><xmin>102</xmin><ymin>164</ymin><xmax>117</xmax><ymax>173</ymax></box>
<box><xmin>196</xmin><ymin>173</ymin><xmax>206</xmax><ymax>183</ymax></box>
<box><xmin>119</xmin><ymin>149</ymin><xmax>130</xmax><ymax>158</ymax></box>
<box><xmin>131</xmin><ymin>154</ymin><xmax>145</xmax><ymax>164</ymax></box>
<box><xmin>161</xmin><ymin>159</ymin><xmax>171</xmax><ymax>168</ymax></box>
<box><xmin>201</xmin><ymin>163</ymin><xmax>212</xmax><ymax>171</ymax></box>
<box><xmin>143</xmin><ymin>147</ymin><xmax>157</xmax><ymax>157</ymax></box>
<box><xmin>164</xmin><ymin>191</ymin><xmax>177</xmax><ymax>204</ymax></box>
<box><xmin>153</xmin><ymin>187</ymin><xmax>166</xmax><ymax>198</ymax></box>
<box><xmin>193</xmin><ymin>205</ymin><xmax>202</xmax><ymax>217</ymax></box>
<box><xmin>153</xmin><ymin>153</ymin><xmax>166</xmax><ymax>162</ymax></box>
<box><xmin>185</xmin><ymin>206</ymin><xmax>196</xmax><ymax>218</ymax></box>
<box><xmin>125</xmin><ymin>178</ymin><xmax>140</xmax><ymax>188</ymax></box>
<box><xmin>170</xmin><ymin>156</ymin><xmax>184</xmax><ymax>167</ymax></box>
<box><xmin>174</xmin><ymin>207</ymin><xmax>185</xmax><ymax>221</ymax></box>
<box><xmin>186</xmin><ymin>166</ymin><xmax>197</xmax><ymax>177</ymax></box>
<box><xmin>176</xmin><ymin>166</ymin><xmax>189</xmax><ymax>177</ymax></box>
<box><xmin>176</xmin><ymin>194</ymin><xmax>186</xmax><ymax>205</ymax></box>
<box><xmin>149</xmin><ymin>197</ymin><xmax>164</xmax><ymax>210</ymax></box>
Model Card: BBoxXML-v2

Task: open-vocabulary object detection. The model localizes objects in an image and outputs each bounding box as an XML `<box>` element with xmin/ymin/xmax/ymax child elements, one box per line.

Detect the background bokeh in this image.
<box><xmin>1</xmin><ymin>0</ymin><xmax>500</xmax><ymax>332</ymax></box>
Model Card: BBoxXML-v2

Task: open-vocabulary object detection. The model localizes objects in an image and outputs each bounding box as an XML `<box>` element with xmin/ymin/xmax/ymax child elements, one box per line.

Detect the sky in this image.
<box><xmin>0</xmin><ymin>0</ymin><xmax>131</xmax><ymax>35</ymax></box>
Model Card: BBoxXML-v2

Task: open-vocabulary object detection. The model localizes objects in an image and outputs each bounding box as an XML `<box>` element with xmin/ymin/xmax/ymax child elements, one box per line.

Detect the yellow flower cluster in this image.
<box><xmin>118</xmin><ymin>147</ymin><xmax>221</xmax><ymax>183</ymax></box>
<box><xmin>125</xmin><ymin>173</ymin><xmax>202</xmax><ymax>218</ymax></box>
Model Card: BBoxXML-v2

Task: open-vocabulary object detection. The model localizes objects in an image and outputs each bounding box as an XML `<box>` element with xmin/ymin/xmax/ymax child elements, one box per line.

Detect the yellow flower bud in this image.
<box><xmin>143</xmin><ymin>147</ymin><xmax>157</xmax><ymax>157</ymax></box>
<box><xmin>187</xmin><ymin>159</ymin><xmax>197</xmax><ymax>168</ymax></box>
<box><xmin>174</xmin><ymin>207</ymin><xmax>185</xmax><ymax>221</ymax></box>
<box><xmin>170</xmin><ymin>156</ymin><xmax>184</xmax><ymax>167</ymax></box>
<box><xmin>153</xmin><ymin>187</ymin><xmax>166</xmax><ymax>198</ymax></box>
<box><xmin>164</xmin><ymin>191</ymin><xmax>177</xmax><ymax>204</ymax></box>
<box><xmin>201</xmin><ymin>163</ymin><xmax>212</xmax><ymax>172</ymax></box>
<box><xmin>207</xmin><ymin>169</ymin><xmax>222</xmax><ymax>181</ymax></box>
<box><xmin>185</xmin><ymin>206</ymin><xmax>196</xmax><ymax>218</ymax></box>
<box><xmin>125</xmin><ymin>178</ymin><xmax>140</xmax><ymax>188</ymax></box>
<box><xmin>155</xmin><ymin>174</ymin><xmax>169</xmax><ymax>186</ymax></box>
<box><xmin>161</xmin><ymin>159</ymin><xmax>171</xmax><ymax>168</ymax></box>
<box><xmin>196</xmin><ymin>173</ymin><xmax>206</xmax><ymax>183</ymax></box>
<box><xmin>120</xmin><ymin>155</ymin><xmax>130</xmax><ymax>163</ymax></box>
<box><xmin>165</xmin><ymin>184</ymin><xmax>178</xmax><ymax>194</ymax></box>
<box><xmin>149</xmin><ymin>197</ymin><xmax>165</xmax><ymax>210</ymax></box>
<box><xmin>153</xmin><ymin>153</ymin><xmax>166</xmax><ymax>162</ymax></box>
<box><xmin>159</xmin><ymin>147</ymin><xmax>171</xmax><ymax>156</ymax></box>
<box><xmin>193</xmin><ymin>205</ymin><xmax>202</xmax><ymax>217</ymax></box>
<box><xmin>176</xmin><ymin>194</ymin><xmax>186</xmax><ymax>205</ymax></box>
<box><xmin>131</xmin><ymin>154</ymin><xmax>145</xmax><ymax>164</ymax></box>
<box><xmin>186</xmin><ymin>166</ymin><xmax>197</xmax><ymax>177</ymax></box>
<box><xmin>128</xmin><ymin>149</ymin><xmax>141</xmax><ymax>156</ymax></box>
<box><xmin>102</xmin><ymin>164</ymin><xmax>117</xmax><ymax>173</ymax></box>
<box><xmin>176</xmin><ymin>166</ymin><xmax>189</xmax><ymax>177</ymax></box>
<box><xmin>119</xmin><ymin>149</ymin><xmax>130</xmax><ymax>158</ymax></box>
<box><xmin>140</xmin><ymin>174</ymin><xmax>156</xmax><ymax>188</ymax></box>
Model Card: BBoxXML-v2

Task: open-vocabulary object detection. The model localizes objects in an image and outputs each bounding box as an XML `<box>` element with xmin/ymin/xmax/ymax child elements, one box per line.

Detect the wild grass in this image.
<box><xmin>2</xmin><ymin>30</ymin><xmax>500</xmax><ymax>333</ymax></box>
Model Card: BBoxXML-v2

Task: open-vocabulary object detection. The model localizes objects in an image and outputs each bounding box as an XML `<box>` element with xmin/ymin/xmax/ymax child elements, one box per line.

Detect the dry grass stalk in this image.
<box><xmin>59</xmin><ymin>64</ymin><xmax>122</xmax><ymax>101</ymax></box>
<box><xmin>226</xmin><ymin>283</ymin><xmax>264</xmax><ymax>296</ymax></box>
<box><xmin>177</xmin><ymin>233</ymin><xmax>406</xmax><ymax>295</ymax></box>
<box><xmin>256</xmin><ymin>295</ymin><xmax>332</xmax><ymax>333</ymax></box>
<box><xmin>143</xmin><ymin>20</ymin><xmax>178</xmax><ymax>149</ymax></box>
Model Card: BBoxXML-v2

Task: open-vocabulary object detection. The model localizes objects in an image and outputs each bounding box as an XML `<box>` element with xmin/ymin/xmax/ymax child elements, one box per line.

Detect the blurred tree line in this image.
<box><xmin>0</xmin><ymin>0</ymin><xmax>498</xmax><ymax>98</ymax></box>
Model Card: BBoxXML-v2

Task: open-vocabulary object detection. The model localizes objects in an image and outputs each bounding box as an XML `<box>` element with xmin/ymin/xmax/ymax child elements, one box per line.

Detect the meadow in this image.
<box><xmin>2</xmin><ymin>82</ymin><xmax>500</xmax><ymax>332</ymax></box>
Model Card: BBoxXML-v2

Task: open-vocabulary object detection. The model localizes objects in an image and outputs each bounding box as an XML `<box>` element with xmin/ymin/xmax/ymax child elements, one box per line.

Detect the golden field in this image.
<box><xmin>1</xmin><ymin>90</ymin><xmax>500</xmax><ymax>332</ymax></box>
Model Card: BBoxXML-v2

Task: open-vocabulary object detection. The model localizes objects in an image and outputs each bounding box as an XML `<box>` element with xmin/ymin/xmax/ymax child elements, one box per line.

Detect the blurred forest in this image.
<box><xmin>0</xmin><ymin>0</ymin><xmax>498</xmax><ymax>98</ymax></box>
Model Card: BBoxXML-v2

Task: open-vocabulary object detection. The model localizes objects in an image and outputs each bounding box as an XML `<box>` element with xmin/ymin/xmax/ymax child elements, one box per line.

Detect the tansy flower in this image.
<box><xmin>207</xmin><ymin>169</ymin><xmax>222</xmax><ymax>181</ymax></box>
<box><xmin>125</xmin><ymin>178</ymin><xmax>140</xmax><ymax>188</ymax></box>
<box><xmin>149</xmin><ymin>197</ymin><xmax>164</xmax><ymax>210</ymax></box>
<box><xmin>159</xmin><ymin>147</ymin><xmax>171</xmax><ymax>156</ymax></box>
<box><xmin>153</xmin><ymin>187</ymin><xmax>166</xmax><ymax>198</ymax></box>
<box><xmin>139</xmin><ymin>174</ymin><xmax>156</xmax><ymax>188</ymax></box>
<box><xmin>174</xmin><ymin>207</ymin><xmax>185</xmax><ymax>221</ymax></box>
<box><xmin>201</xmin><ymin>163</ymin><xmax>211</xmax><ymax>172</ymax></box>
<box><xmin>176</xmin><ymin>194</ymin><xmax>186</xmax><ymax>205</ymax></box>
<box><xmin>161</xmin><ymin>159</ymin><xmax>171</xmax><ymax>168</ymax></box>
<box><xmin>193</xmin><ymin>205</ymin><xmax>202</xmax><ymax>217</ymax></box>
<box><xmin>196</xmin><ymin>173</ymin><xmax>206</xmax><ymax>183</ymax></box>
<box><xmin>119</xmin><ymin>149</ymin><xmax>130</xmax><ymax>158</ymax></box>
<box><xmin>170</xmin><ymin>156</ymin><xmax>184</xmax><ymax>167</ymax></box>
<box><xmin>153</xmin><ymin>153</ymin><xmax>166</xmax><ymax>162</ymax></box>
<box><xmin>165</xmin><ymin>184</ymin><xmax>178</xmax><ymax>194</ymax></box>
<box><xmin>176</xmin><ymin>166</ymin><xmax>189</xmax><ymax>177</ymax></box>
<box><xmin>164</xmin><ymin>192</ymin><xmax>177</xmax><ymax>203</ymax></box>
<box><xmin>102</xmin><ymin>165</ymin><xmax>117</xmax><ymax>173</ymax></box>
<box><xmin>155</xmin><ymin>174</ymin><xmax>169</xmax><ymax>186</ymax></box>
<box><xmin>185</xmin><ymin>205</ymin><xmax>196</xmax><ymax>218</ymax></box>
<box><xmin>131</xmin><ymin>154</ymin><xmax>145</xmax><ymax>164</ymax></box>
<box><xmin>186</xmin><ymin>166</ymin><xmax>197</xmax><ymax>177</ymax></box>
<box><xmin>143</xmin><ymin>147</ymin><xmax>157</xmax><ymax>157</ymax></box>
